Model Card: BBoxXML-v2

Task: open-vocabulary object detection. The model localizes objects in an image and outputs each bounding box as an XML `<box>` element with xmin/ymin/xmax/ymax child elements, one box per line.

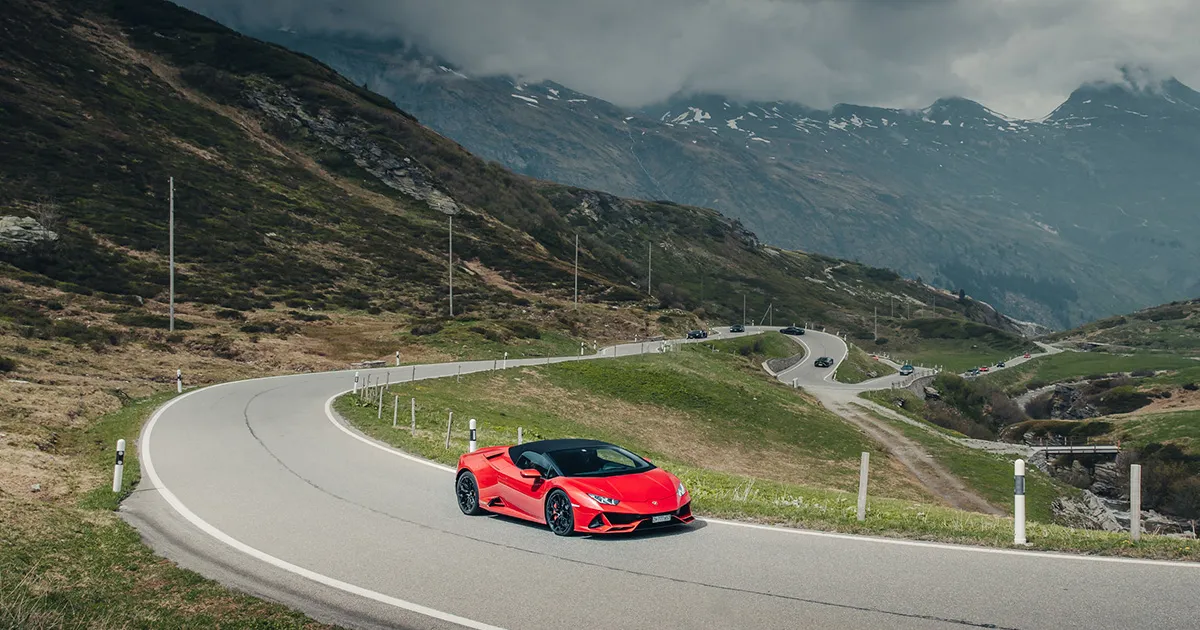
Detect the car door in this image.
<box><xmin>499</xmin><ymin>452</ymin><xmax>554</xmax><ymax>520</ymax></box>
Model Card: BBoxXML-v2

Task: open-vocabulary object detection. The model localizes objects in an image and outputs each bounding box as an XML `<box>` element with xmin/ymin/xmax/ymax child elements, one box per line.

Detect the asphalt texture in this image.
<box><xmin>123</xmin><ymin>327</ymin><xmax>1200</xmax><ymax>630</ymax></box>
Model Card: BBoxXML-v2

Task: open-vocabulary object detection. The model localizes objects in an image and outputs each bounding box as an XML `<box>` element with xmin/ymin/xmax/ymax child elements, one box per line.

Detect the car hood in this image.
<box><xmin>565</xmin><ymin>468</ymin><xmax>678</xmax><ymax>502</ymax></box>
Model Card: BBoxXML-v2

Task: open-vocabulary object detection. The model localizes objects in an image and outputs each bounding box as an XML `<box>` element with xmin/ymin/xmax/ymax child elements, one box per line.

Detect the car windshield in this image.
<box><xmin>545</xmin><ymin>445</ymin><xmax>654</xmax><ymax>477</ymax></box>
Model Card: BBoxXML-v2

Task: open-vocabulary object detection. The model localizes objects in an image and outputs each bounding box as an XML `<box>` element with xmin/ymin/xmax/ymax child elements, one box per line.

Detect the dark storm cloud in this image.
<box><xmin>178</xmin><ymin>0</ymin><xmax>1200</xmax><ymax>118</ymax></box>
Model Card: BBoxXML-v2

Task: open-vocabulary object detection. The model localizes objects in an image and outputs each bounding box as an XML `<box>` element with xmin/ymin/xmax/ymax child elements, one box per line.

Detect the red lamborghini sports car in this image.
<box><xmin>455</xmin><ymin>438</ymin><xmax>694</xmax><ymax>536</ymax></box>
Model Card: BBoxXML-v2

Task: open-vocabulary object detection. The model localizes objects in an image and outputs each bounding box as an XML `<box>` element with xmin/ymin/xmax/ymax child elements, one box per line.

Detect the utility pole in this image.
<box><xmin>448</xmin><ymin>214</ymin><xmax>453</xmax><ymax>317</ymax></box>
<box><xmin>890</xmin><ymin>296</ymin><xmax>894</xmax><ymax>318</ymax></box>
<box><xmin>874</xmin><ymin>306</ymin><xmax>878</xmax><ymax>340</ymax></box>
<box><xmin>168</xmin><ymin>177</ymin><xmax>175</xmax><ymax>332</ymax></box>
<box><xmin>574</xmin><ymin>233</ymin><xmax>579</xmax><ymax>310</ymax></box>
<box><xmin>743</xmin><ymin>294</ymin><xmax>746</xmax><ymax>325</ymax></box>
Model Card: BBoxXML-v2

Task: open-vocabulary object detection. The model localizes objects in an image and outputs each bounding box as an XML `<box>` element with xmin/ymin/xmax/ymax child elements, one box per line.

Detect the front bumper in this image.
<box><xmin>575</xmin><ymin>500</ymin><xmax>694</xmax><ymax>534</ymax></box>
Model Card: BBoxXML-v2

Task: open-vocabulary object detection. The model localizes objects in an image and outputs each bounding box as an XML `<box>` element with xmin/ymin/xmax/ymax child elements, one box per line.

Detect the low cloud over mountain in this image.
<box><xmin>180</xmin><ymin>0</ymin><xmax>1200</xmax><ymax>119</ymax></box>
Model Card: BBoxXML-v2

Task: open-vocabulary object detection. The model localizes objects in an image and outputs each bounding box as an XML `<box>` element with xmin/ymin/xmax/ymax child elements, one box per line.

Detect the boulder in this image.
<box><xmin>0</xmin><ymin>216</ymin><xmax>58</xmax><ymax>251</ymax></box>
<box><xmin>1052</xmin><ymin>491</ymin><xmax>1122</xmax><ymax>531</ymax></box>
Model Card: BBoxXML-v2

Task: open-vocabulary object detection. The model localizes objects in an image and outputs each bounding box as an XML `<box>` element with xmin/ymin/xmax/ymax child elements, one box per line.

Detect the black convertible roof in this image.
<box><xmin>508</xmin><ymin>438</ymin><xmax>613</xmax><ymax>461</ymax></box>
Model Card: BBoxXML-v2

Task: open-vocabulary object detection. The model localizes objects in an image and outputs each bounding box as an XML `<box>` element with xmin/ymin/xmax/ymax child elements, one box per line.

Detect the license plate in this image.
<box><xmin>651</xmin><ymin>514</ymin><xmax>672</xmax><ymax>524</ymax></box>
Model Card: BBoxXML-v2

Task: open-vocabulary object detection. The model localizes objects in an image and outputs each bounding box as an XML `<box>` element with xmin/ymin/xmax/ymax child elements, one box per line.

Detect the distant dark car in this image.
<box><xmin>780</xmin><ymin>326</ymin><xmax>805</xmax><ymax>335</ymax></box>
<box><xmin>814</xmin><ymin>357</ymin><xmax>834</xmax><ymax>368</ymax></box>
<box><xmin>899</xmin><ymin>364</ymin><xmax>914</xmax><ymax>376</ymax></box>
<box><xmin>730</xmin><ymin>324</ymin><xmax>745</xmax><ymax>333</ymax></box>
<box><xmin>686</xmin><ymin>330</ymin><xmax>708</xmax><ymax>339</ymax></box>
<box><xmin>996</xmin><ymin>361</ymin><xmax>1006</xmax><ymax>368</ymax></box>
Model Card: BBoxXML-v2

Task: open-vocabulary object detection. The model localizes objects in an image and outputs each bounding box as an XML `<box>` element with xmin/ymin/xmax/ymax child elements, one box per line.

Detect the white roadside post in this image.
<box><xmin>410</xmin><ymin>398</ymin><xmax>416</xmax><ymax>435</ymax></box>
<box><xmin>1131</xmin><ymin>464</ymin><xmax>1142</xmax><ymax>542</ymax></box>
<box><xmin>176</xmin><ymin>369</ymin><xmax>182</xmax><ymax>394</ymax></box>
<box><xmin>445</xmin><ymin>411</ymin><xmax>454</xmax><ymax>449</ymax></box>
<box><xmin>112</xmin><ymin>439</ymin><xmax>125</xmax><ymax>493</ymax></box>
<box><xmin>1014</xmin><ymin>459</ymin><xmax>1027</xmax><ymax>545</ymax></box>
<box><xmin>392</xmin><ymin>395</ymin><xmax>399</xmax><ymax>428</ymax></box>
<box><xmin>469</xmin><ymin>418</ymin><xmax>477</xmax><ymax>453</ymax></box>
<box><xmin>856</xmin><ymin>452</ymin><xmax>869</xmax><ymax>521</ymax></box>
<box><xmin>517</xmin><ymin>427</ymin><xmax>523</xmax><ymax>445</ymax></box>
<box><xmin>579</xmin><ymin>342</ymin><xmax>584</xmax><ymax>356</ymax></box>
<box><xmin>395</xmin><ymin>351</ymin><xmax>401</xmax><ymax>367</ymax></box>
<box><xmin>503</xmin><ymin>352</ymin><xmax>508</xmax><ymax>369</ymax></box>
<box><xmin>377</xmin><ymin>385</ymin><xmax>383</xmax><ymax>419</ymax></box>
<box><xmin>792</xmin><ymin>378</ymin><xmax>798</xmax><ymax>389</ymax></box>
<box><xmin>353</xmin><ymin>371</ymin><xmax>359</xmax><ymax>394</ymax></box>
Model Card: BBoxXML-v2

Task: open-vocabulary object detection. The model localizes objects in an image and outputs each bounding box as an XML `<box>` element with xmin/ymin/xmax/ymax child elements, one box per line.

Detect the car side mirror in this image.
<box><xmin>519</xmin><ymin>468</ymin><xmax>542</xmax><ymax>479</ymax></box>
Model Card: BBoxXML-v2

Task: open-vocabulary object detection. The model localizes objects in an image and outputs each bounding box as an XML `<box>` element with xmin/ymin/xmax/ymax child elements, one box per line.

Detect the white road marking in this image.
<box><xmin>141</xmin><ymin>387</ymin><xmax>506</xmax><ymax>630</ymax></box>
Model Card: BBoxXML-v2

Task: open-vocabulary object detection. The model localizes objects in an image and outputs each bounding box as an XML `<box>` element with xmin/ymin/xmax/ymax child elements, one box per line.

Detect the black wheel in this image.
<box><xmin>456</xmin><ymin>471</ymin><xmax>485</xmax><ymax>516</ymax></box>
<box><xmin>544</xmin><ymin>489</ymin><xmax>575</xmax><ymax>536</ymax></box>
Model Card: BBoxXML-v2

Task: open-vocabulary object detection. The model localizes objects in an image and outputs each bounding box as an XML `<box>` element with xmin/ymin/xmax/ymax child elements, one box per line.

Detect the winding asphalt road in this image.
<box><xmin>124</xmin><ymin>327</ymin><xmax>1199</xmax><ymax>630</ymax></box>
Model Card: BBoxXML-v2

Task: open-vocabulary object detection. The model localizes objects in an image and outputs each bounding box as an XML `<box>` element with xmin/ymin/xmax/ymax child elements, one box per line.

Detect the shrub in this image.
<box><xmin>1167</xmin><ymin>477</ymin><xmax>1200</xmax><ymax>519</ymax></box>
<box><xmin>1184</xmin><ymin>383</ymin><xmax>1199</xmax><ymax>391</ymax></box>
<box><xmin>503</xmin><ymin>320</ymin><xmax>541</xmax><ymax>339</ymax></box>
<box><xmin>1026</xmin><ymin>380</ymin><xmax>1048</xmax><ymax>391</ymax></box>
<box><xmin>874</xmin><ymin>337</ymin><xmax>889</xmax><ymax>345</ymax></box>
<box><xmin>288</xmin><ymin>310</ymin><xmax>330</xmax><ymax>322</ymax></box>
<box><xmin>1097</xmin><ymin>386</ymin><xmax>1152</xmax><ymax>414</ymax></box>
<box><xmin>0</xmin><ymin>356</ymin><xmax>16</xmax><ymax>372</ymax></box>
<box><xmin>1024</xmin><ymin>392</ymin><xmax>1054</xmax><ymax>420</ymax></box>
<box><xmin>215</xmin><ymin>309</ymin><xmax>246</xmax><ymax>320</ymax></box>
<box><xmin>1130</xmin><ymin>369</ymin><xmax>1156</xmax><ymax>378</ymax></box>
<box><xmin>114</xmin><ymin>312</ymin><xmax>195</xmax><ymax>330</ymax></box>
<box><xmin>411</xmin><ymin>321</ymin><xmax>443</xmax><ymax>336</ymax></box>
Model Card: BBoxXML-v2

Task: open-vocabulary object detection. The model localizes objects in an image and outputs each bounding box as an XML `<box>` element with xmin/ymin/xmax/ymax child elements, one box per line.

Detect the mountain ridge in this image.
<box><xmin>232</xmin><ymin>28</ymin><xmax>1200</xmax><ymax>329</ymax></box>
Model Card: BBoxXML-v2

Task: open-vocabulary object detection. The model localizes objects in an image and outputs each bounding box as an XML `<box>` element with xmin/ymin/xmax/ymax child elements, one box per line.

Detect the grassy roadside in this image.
<box><xmin>891</xmin><ymin>339</ymin><xmax>1028</xmax><ymax>373</ymax></box>
<box><xmin>835</xmin><ymin>343</ymin><xmax>897</xmax><ymax>384</ymax></box>
<box><xmin>981</xmin><ymin>351</ymin><xmax>1200</xmax><ymax>394</ymax></box>
<box><xmin>0</xmin><ymin>390</ymin><xmax>338</xmax><ymax>630</ymax></box>
<box><xmin>338</xmin><ymin>358</ymin><xmax>1200</xmax><ymax>560</ymax></box>
<box><xmin>338</xmin><ymin>346</ymin><xmax>932</xmax><ymax>501</ymax></box>
<box><xmin>850</xmin><ymin>402</ymin><xmax>1073</xmax><ymax>523</ymax></box>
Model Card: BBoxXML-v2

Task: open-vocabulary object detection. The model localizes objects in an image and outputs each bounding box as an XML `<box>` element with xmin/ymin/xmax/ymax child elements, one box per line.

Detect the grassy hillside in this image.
<box><xmin>1046</xmin><ymin>298</ymin><xmax>1200</xmax><ymax>354</ymax></box>
<box><xmin>337</xmin><ymin>338</ymin><xmax>934</xmax><ymax>501</ymax></box>
<box><xmin>337</xmin><ymin>347</ymin><xmax>1197</xmax><ymax>559</ymax></box>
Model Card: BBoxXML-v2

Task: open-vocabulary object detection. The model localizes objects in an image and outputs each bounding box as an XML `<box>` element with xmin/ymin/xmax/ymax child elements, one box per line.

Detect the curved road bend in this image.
<box><xmin>124</xmin><ymin>328</ymin><xmax>1199</xmax><ymax>630</ymax></box>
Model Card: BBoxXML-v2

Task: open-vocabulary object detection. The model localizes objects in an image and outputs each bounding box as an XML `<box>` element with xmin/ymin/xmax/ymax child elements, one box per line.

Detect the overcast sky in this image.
<box><xmin>180</xmin><ymin>0</ymin><xmax>1200</xmax><ymax>119</ymax></box>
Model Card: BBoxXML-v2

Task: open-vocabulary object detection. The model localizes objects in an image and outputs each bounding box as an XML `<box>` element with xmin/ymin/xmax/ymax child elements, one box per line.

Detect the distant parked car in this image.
<box><xmin>899</xmin><ymin>364</ymin><xmax>914</xmax><ymax>376</ymax></box>
<box><xmin>686</xmin><ymin>330</ymin><xmax>708</xmax><ymax>339</ymax></box>
<box><xmin>1023</xmin><ymin>353</ymin><xmax>1032</xmax><ymax>359</ymax></box>
<box><xmin>780</xmin><ymin>326</ymin><xmax>805</xmax><ymax>335</ymax></box>
<box><xmin>814</xmin><ymin>357</ymin><xmax>834</xmax><ymax>368</ymax></box>
<box><xmin>730</xmin><ymin>324</ymin><xmax>745</xmax><ymax>333</ymax></box>
<box><xmin>996</xmin><ymin>361</ymin><xmax>1006</xmax><ymax>368</ymax></box>
<box><xmin>979</xmin><ymin>366</ymin><xmax>990</xmax><ymax>372</ymax></box>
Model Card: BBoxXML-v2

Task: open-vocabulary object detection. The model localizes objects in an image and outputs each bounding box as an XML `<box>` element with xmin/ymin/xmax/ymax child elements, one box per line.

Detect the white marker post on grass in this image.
<box><xmin>517</xmin><ymin>427</ymin><xmax>523</xmax><ymax>445</ymax></box>
<box><xmin>1131</xmin><ymin>464</ymin><xmax>1142</xmax><ymax>542</ymax></box>
<box><xmin>353</xmin><ymin>371</ymin><xmax>360</xmax><ymax>394</ymax></box>
<box><xmin>856</xmin><ymin>452</ymin><xmax>869</xmax><ymax>521</ymax></box>
<box><xmin>410</xmin><ymin>398</ymin><xmax>416</xmax><ymax>436</ymax></box>
<box><xmin>469</xmin><ymin>418</ymin><xmax>477</xmax><ymax>453</ymax></box>
<box><xmin>392</xmin><ymin>395</ymin><xmax>399</xmax><ymax>428</ymax></box>
<box><xmin>1014</xmin><ymin>459</ymin><xmax>1027</xmax><ymax>545</ymax></box>
<box><xmin>445</xmin><ymin>411</ymin><xmax>454</xmax><ymax>449</ymax></box>
<box><xmin>503</xmin><ymin>352</ymin><xmax>508</xmax><ymax>370</ymax></box>
<box><xmin>112</xmin><ymin>439</ymin><xmax>125</xmax><ymax>493</ymax></box>
<box><xmin>176</xmin><ymin>369</ymin><xmax>182</xmax><ymax>394</ymax></box>
<box><xmin>377</xmin><ymin>385</ymin><xmax>383</xmax><ymax>419</ymax></box>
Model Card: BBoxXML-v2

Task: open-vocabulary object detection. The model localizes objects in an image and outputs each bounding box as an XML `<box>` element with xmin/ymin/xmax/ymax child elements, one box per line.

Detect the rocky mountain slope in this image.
<box><xmin>230</xmin><ymin>28</ymin><xmax>1200</xmax><ymax>329</ymax></box>
<box><xmin>0</xmin><ymin>0</ymin><xmax>1029</xmax><ymax>350</ymax></box>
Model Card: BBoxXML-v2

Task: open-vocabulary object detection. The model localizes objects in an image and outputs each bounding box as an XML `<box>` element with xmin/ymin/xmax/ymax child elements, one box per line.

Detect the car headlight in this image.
<box><xmin>587</xmin><ymin>493</ymin><xmax>620</xmax><ymax>506</ymax></box>
<box><xmin>676</xmin><ymin>482</ymin><xmax>687</xmax><ymax>498</ymax></box>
